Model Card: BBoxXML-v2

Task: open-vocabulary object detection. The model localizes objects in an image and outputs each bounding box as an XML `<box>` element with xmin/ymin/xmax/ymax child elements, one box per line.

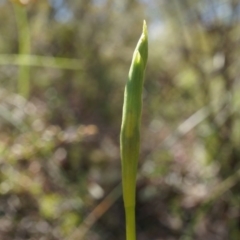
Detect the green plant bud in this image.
<box><xmin>120</xmin><ymin>20</ymin><xmax>148</xmax><ymax>240</ymax></box>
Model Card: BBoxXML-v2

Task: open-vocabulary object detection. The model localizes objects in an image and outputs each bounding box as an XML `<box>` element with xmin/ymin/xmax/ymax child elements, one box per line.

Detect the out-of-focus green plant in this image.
<box><xmin>120</xmin><ymin>21</ymin><xmax>148</xmax><ymax>240</ymax></box>
<box><xmin>12</xmin><ymin>1</ymin><xmax>31</xmax><ymax>98</ymax></box>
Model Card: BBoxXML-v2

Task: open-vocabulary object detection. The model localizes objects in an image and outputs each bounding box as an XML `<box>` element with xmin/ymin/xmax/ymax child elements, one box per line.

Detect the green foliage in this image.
<box><xmin>0</xmin><ymin>0</ymin><xmax>240</xmax><ymax>239</ymax></box>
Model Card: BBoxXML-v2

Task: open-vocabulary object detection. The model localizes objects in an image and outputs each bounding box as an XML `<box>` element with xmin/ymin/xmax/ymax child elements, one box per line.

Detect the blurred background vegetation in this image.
<box><xmin>0</xmin><ymin>0</ymin><xmax>240</xmax><ymax>239</ymax></box>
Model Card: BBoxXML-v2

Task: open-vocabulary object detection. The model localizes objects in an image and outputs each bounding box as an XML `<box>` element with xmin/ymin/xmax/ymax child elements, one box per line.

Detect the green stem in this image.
<box><xmin>12</xmin><ymin>3</ymin><xmax>31</xmax><ymax>98</ymax></box>
<box><xmin>120</xmin><ymin>21</ymin><xmax>148</xmax><ymax>240</ymax></box>
<box><xmin>126</xmin><ymin>206</ymin><xmax>136</xmax><ymax>240</ymax></box>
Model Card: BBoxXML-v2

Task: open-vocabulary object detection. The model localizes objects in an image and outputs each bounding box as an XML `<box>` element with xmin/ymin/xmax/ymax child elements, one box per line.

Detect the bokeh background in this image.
<box><xmin>0</xmin><ymin>0</ymin><xmax>240</xmax><ymax>239</ymax></box>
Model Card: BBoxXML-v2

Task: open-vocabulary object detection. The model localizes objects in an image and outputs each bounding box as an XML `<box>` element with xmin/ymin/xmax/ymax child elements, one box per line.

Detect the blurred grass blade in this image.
<box><xmin>12</xmin><ymin>2</ymin><xmax>31</xmax><ymax>98</ymax></box>
<box><xmin>0</xmin><ymin>54</ymin><xmax>84</xmax><ymax>70</ymax></box>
